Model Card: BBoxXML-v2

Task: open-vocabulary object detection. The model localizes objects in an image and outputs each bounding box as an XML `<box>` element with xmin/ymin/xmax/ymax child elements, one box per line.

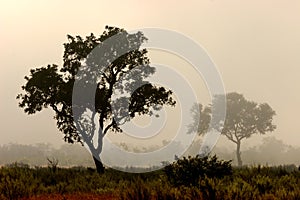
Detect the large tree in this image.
<box><xmin>214</xmin><ymin>92</ymin><xmax>276</xmax><ymax>166</ymax></box>
<box><xmin>17</xmin><ymin>26</ymin><xmax>175</xmax><ymax>173</ymax></box>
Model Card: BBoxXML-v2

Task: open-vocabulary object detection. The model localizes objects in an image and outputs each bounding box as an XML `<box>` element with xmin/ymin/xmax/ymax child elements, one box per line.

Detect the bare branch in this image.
<box><xmin>103</xmin><ymin>119</ymin><xmax>115</xmax><ymax>136</ymax></box>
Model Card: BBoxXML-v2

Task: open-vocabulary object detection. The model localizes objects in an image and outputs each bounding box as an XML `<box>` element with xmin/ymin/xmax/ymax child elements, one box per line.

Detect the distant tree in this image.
<box><xmin>185</xmin><ymin>103</ymin><xmax>211</xmax><ymax>155</ymax></box>
<box><xmin>215</xmin><ymin>92</ymin><xmax>276</xmax><ymax>166</ymax></box>
<box><xmin>191</xmin><ymin>92</ymin><xmax>276</xmax><ymax>166</ymax></box>
<box><xmin>187</xmin><ymin>103</ymin><xmax>211</xmax><ymax>135</ymax></box>
<box><xmin>17</xmin><ymin>26</ymin><xmax>175</xmax><ymax>173</ymax></box>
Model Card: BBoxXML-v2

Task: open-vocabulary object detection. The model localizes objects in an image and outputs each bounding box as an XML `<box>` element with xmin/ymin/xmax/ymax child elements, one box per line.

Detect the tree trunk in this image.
<box><xmin>236</xmin><ymin>141</ymin><xmax>242</xmax><ymax>167</ymax></box>
<box><xmin>92</xmin><ymin>155</ymin><xmax>105</xmax><ymax>174</ymax></box>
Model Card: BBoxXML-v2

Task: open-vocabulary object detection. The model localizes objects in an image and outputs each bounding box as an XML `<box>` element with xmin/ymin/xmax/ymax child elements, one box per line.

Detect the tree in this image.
<box><xmin>214</xmin><ymin>92</ymin><xmax>276</xmax><ymax>166</ymax></box>
<box><xmin>188</xmin><ymin>103</ymin><xmax>211</xmax><ymax>136</ymax></box>
<box><xmin>185</xmin><ymin>103</ymin><xmax>212</xmax><ymax>156</ymax></box>
<box><xmin>17</xmin><ymin>26</ymin><xmax>176</xmax><ymax>173</ymax></box>
<box><xmin>191</xmin><ymin>92</ymin><xmax>276</xmax><ymax>166</ymax></box>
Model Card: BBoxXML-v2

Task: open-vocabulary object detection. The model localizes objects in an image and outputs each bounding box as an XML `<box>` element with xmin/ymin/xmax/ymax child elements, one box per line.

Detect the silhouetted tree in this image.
<box><xmin>215</xmin><ymin>92</ymin><xmax>276</xmax><ymax>166</ymax></box>
<box><xmin>17</xmin><ymin>26</ymin><xmax>175</xmax><ymax>173</ymax></box>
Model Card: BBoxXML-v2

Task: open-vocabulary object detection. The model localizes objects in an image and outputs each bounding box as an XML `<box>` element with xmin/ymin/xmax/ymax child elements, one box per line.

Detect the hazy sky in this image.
<box><xmin>1</xmin><ymin>0</ymin><xmax>300</xmax><ymax>149</ymax></box>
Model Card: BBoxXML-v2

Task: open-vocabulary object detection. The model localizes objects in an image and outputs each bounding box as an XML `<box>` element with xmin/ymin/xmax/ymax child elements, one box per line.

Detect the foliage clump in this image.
<box><xmin>163</xmin><ymin>155</ymin><xmax>232</xmax><ymax>186</ymax></box>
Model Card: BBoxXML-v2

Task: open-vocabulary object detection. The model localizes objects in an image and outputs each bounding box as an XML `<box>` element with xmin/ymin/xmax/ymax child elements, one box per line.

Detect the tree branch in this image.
<box><xmin>224</xmin><ymin>132</ymin><xmax>238</xmax><ymax>144</ymax></box>
<box><xmin>89</xmin><ymin>111</ymin><xmax>97</xmax><ymax>139</ymax></box>
<box><xmin>99</xmin><ymin>113</ymin><xmax>104</xmax><ymax>133</ymax></box>
<box><xmin>103</xmin><ymin>119</ymin><xmax>115</xmax><ymax>136</ymax></box>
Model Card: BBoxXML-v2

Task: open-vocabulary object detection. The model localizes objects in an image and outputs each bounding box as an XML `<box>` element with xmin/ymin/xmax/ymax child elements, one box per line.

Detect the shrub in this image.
<box><xmin>119</xmin><ymin>177</ymin><xmax>152</xmax><ymax>200</ymax></box>
<box><xmin>163</xmin><ymin>155</ymin><xmax>232</xmax><ymax>186</ymax></box>
<box><xmin>0</xmin><ymin>163</ymin><xmax>38</xmax><ymax>199</ymax></box>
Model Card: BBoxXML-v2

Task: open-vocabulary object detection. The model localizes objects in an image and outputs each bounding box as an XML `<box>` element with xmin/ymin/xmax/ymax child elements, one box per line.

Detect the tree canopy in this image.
<box><xmin>191</xmin><ymin>92</ymin><xmax>276</xmax><ymax>166</ymax></box>
<box><xmin>219</xmin><ymin>93</ymin><xmax>276</xmax><ymax>142</ymax></box>
<box><xmin>215</xmin><ymin>92</ymin><xmax>276</xmax><ymax>166</ymax></box>
<box><xmin>17</xmin><ymin>26</ymin><xmax>176</xmax><ymax>172</ymax></box>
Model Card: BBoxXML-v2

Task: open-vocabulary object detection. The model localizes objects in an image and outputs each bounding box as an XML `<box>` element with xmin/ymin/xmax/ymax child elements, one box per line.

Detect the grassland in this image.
<box><xmin>0</xmin><ymin>157</ymin><xmax>300</xmax><ymax>200</ymax></box>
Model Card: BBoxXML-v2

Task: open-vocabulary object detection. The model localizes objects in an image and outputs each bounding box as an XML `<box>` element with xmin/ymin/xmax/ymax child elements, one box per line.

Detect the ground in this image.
<box><xmin>21</xmin><ymin>193</ymin><xmax>118</xmax><ymax>200</ymax></box>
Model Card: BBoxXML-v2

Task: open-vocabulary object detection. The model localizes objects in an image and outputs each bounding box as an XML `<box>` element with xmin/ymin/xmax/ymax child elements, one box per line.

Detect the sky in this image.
<box><xmin>1</xmin><ymin>0</ymin><xmax>300</xmax><ymax>150</ymax></box>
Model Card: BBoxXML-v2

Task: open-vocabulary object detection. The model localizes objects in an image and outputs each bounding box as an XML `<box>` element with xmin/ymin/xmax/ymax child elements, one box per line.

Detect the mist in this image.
<box><xmin>0</xmin><ymin>136</ymin><xmax>299</xmax><ymax>167</ymax></box>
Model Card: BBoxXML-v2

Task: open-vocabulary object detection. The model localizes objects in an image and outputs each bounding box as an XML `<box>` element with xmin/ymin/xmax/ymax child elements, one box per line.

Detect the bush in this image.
<box><xmin>163</xmin><ymin>155</ymin><xmax>232</xmax><ymax>186</ymax></box>
<box><xmin>0</xmin><ymin>163</ymin><xmax>38</xmax><ymax>199</ymax></box>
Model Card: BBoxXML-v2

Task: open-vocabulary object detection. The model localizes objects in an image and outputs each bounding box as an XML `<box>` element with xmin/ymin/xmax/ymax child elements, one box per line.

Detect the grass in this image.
<box><xmin>0</xmin><ymin>160</ymin><xmax>299</xmax><ymax>199</ymax></box>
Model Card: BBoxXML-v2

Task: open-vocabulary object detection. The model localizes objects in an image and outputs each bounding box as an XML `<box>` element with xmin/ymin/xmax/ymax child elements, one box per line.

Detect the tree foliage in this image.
<box><xmin>215</xmin><ymin>92</ymin><xmax>276</xmax><ymax>166</ymax></box>
<box><xmin>164</xmin><ymin>155</ymin><xmax>232</xmax><ymax>186</ymax></box>
<box><xmin>219</xmin><ymin>93</ymin><xmax>276</xmax><ymax>143</ymax></box>
<box><xmin>187</xmin><ymin>103</ymin><xmax>211</xmax><ymax>135</ymax></box>
<box><xmin>17</xmin><ymin>26</ymin><xmax>176</xmax><ymax>172</ymax></box>
<box><xmin>190</xmin><ymin>92</ymin><xmax>276</xmax><ymax>166</ymax></box>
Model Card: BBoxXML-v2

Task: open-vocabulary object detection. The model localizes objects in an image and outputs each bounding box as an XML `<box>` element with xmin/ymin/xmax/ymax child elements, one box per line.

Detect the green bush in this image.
<box><xmin>163</xmin><ymin>155</ymin><xmax>232</xmax><ymax>186</ymax></box>
<box><xmin>0</xmin><ymin>163</ymin><xmax>38</xmax><ymax>199</ymax></box>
